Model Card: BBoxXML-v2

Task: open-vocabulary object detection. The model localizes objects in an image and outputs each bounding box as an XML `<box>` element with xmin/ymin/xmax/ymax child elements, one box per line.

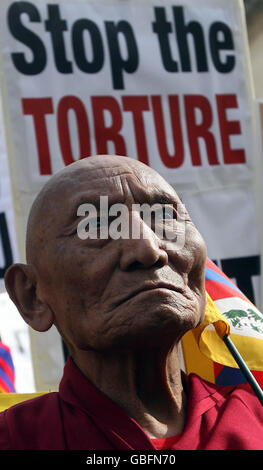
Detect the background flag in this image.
<box><xmin>0</xmin><ymin>341</ymin><xmax>15</xmax><ymax>393</ymax></box>
<box><xmin>182</xmin><ymin>259</ymin><xmax>263</xmax><ymax>387</ymax></box>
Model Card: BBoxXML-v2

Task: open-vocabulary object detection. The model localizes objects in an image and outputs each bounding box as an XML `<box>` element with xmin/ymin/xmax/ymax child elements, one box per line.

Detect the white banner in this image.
<box><xmin>0</xmin><ymin>99</ymin><xmax>19</xmax><ymax>293</ymax></box>
<box><xmin>0</xmin><ymin>0</ymin><xmax>261</xmax><ymax>390</ymax></box>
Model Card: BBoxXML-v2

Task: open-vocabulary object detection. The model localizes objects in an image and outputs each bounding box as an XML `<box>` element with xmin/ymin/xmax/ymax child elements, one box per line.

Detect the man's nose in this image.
<box><xmin>119</xmin><ymin>214</ymin><xmax>169</xmax><ymax>271</ymax></box>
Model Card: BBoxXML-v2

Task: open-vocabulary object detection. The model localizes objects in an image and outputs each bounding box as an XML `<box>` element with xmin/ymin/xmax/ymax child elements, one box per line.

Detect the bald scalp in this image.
<box><xmin>26</xmin><ymin>155</ymin><xmax>155</xmax><ymax>264</ymax></box>
<box><xmin>26</xmin><ymin>173</ymin><xmax>63</xmax><ymax>264</ymax></box>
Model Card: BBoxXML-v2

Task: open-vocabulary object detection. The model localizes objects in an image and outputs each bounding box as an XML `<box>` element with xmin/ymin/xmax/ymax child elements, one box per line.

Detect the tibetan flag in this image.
<box><xmin>181</xmin><ymin>259</ymin><xmax>263</xmax><ymax>387</ymax></box>
<box><xmin>0</xmin><ymin>341</ymin><xmax>15</xmax><ymax>393</ymax></box>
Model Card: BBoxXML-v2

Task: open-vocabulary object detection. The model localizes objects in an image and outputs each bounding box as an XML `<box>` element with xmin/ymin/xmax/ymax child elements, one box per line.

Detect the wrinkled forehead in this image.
<box><xmin>28</xmin><ymin>157</ymin><xmax>183</xmax><ymax>243</ymax></box>
<box><xmin>55</xmin><ymin>160</ymin><xmax>180</xmax><ymax>209</ymax></box>
<box><xmin>26</xmin><ymin>157</ymin><xmax>183</xmax><ymax>263</ymax></box>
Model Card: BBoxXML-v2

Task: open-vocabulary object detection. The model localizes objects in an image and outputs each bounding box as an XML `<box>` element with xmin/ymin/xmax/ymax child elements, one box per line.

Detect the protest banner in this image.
<box><xmin>0</xmin><ymin>98</ymin><xmax>19</xmax><ymax>293</ymax></box>
<box><xmin>0</xmin><ymin>0</ymin><xmax>261</xmax><ymax>390</ymax></box>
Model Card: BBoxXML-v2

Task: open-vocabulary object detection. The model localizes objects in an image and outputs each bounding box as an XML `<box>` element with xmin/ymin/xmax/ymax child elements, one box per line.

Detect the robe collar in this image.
<box><xmin>59</xmin><ymin>356</ymin><xmax>232</xmax><ymax>450</ymax></box>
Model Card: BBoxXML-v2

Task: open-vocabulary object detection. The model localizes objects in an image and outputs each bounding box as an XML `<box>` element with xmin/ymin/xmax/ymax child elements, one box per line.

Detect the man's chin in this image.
<box><xmin>85</xmin><ymin>311</ymin><xmax>200</xmax><ymax>353</ymax></box>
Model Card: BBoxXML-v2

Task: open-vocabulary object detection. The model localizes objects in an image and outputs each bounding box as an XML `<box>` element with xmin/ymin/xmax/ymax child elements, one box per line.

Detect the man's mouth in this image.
<box><xmin>114</xmin><ymin>282</ymin><xmax>185</xmax><ymax>307</ymax></box>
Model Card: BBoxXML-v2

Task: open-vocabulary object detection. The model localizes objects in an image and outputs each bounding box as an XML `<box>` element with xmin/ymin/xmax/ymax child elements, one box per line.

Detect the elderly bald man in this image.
<box><xmin>0</xmin><ymin>155</ymin><xmax>262</xmax><ymax>450</ymax></box>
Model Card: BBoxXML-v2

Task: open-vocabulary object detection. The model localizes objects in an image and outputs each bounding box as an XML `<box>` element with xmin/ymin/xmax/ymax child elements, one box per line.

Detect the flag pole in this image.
<box><xmin>223</xmin><ymin>334</ymin><xmax>263</xmax><ymax>406</ymax></box>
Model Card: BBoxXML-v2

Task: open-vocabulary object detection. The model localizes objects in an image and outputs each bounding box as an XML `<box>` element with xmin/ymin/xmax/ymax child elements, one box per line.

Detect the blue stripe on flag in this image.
<box><xmin>0</xmin><ymin>368</ymin><xmax>15</xmax><ymax>392</ymax></box>
<box><xmin>0</xmin><ymin>347</ymin><xmax>14</xmax><ymax>372</ymax></box>
<box><xmin>215</xmin><ymin>366</ymin><xmax>247</xmax><ymax>386</ymax></box>
<box><xmin>205</xmin><ymin>267</ymin><xmax>241</xmax><ymax>294</ymax></box>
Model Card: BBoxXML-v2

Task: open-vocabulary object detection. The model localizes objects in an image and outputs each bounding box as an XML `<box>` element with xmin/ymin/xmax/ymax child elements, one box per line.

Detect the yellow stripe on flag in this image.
<box><xmin>181</xmin><ymin>329</ymin><xmax>215</xmax><ymax>382</ymax></box>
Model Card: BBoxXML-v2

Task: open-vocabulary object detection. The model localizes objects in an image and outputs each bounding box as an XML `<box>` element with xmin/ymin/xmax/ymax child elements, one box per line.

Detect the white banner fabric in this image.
<box><xmin>0</xmin><ymin>99</ymin><xmax>19</xmax><ymax>292</ymax></box>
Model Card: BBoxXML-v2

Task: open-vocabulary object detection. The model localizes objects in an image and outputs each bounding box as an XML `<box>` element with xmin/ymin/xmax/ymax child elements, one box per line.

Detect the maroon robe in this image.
<box><xmin>0</xmin><ymin>357</ymin><xmax>262</xmax><ymax>450</ymax></box>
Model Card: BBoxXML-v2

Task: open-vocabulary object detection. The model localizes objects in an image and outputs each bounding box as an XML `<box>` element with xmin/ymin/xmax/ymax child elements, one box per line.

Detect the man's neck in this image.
<box><xmin>71</xmin><ymin>343</ymin><xmax>187</xmax><ymax>439</ymax></box>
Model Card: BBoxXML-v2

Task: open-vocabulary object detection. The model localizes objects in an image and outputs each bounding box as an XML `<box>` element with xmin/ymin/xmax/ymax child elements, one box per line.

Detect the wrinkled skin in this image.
<box><xmin>26</xmin><ymin>155</ymin><xmax>206</xmax><ymax>353</ymax></box>
<box><xmin>5</xmin><ymin>155</ymin><xmax>207</xmax><ymax>438</ymax></box>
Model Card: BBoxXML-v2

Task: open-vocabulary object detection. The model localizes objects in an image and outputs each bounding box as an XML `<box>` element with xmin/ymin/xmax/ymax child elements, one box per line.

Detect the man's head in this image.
<box><xmin>5</xmin><ymin>155</ymin><xmax>207</xmax><ymax>356</ymax></box>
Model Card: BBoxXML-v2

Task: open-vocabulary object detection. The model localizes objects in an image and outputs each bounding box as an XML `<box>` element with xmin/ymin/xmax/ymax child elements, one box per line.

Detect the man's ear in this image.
<box><xmin>4</xmin><ymin>263</ymin><xmax>54</xmax><ymax>332</ymax></box>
